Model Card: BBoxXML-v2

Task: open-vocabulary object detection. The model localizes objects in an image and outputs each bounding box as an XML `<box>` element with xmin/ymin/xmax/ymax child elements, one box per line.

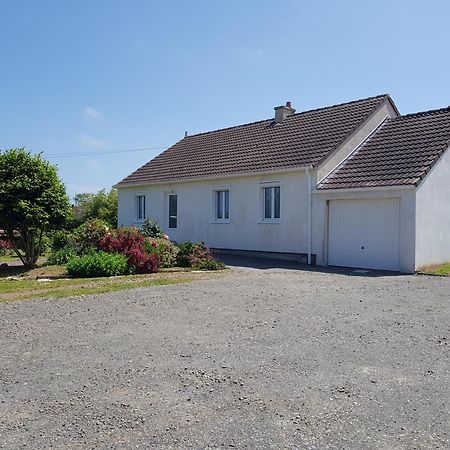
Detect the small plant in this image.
<box><xmin>47</xmin><ymin>245</ymin><xmax>77</xmax><ymax>266</ymax></box>
<box><xmin>67</xmin><ymin>251</ymin><xmax>129</xmax><ymax>278</ymax></box>
<box><xmin>140</xmin><ymin>218</ymin><xmax>165</xmax><ymax>238</ymax></box>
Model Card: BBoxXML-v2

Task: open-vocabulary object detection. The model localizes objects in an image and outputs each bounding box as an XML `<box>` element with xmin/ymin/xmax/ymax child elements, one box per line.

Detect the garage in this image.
<box><xmin>327</xmin><ymin>198</ymin><xmax>400</xmax><ymax>271</ymax></box>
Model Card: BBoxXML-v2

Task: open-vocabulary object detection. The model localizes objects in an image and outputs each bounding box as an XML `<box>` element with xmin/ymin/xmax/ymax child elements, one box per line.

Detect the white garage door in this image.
<box><xmin>328</xmin><ymin>198</ymin><xmax>400</xmax><ymax>271</ymax></box>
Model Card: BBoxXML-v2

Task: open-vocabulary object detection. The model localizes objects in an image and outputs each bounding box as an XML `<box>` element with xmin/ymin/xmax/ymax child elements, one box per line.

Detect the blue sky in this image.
<box><xmin>1</xmin><ymin>0</ymin><xmax>449</xmax><ymax>198</ymax></box>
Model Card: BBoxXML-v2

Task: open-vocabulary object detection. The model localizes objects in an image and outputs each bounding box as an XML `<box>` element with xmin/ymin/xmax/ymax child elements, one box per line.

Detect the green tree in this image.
<box><xmin>0</xmin><ymin>148</ymin><xmax>71</xmax><ymax>268</ymax></box>
<box><xmin>73</xmin><ymin>188</ymin><xmax>118</xmax><ymax>227</ymax></box>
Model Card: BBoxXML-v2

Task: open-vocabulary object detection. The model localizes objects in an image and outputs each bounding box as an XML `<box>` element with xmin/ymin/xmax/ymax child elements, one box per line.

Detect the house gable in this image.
<box><xmin>316</xmin><ymin>97</ymin><xmax>399</xmax><ymax>183</ymax></box>
<box><xmin>318</xmin><ymin>107</ymin><xmax>450</xmax><ymax>190</ymax></box>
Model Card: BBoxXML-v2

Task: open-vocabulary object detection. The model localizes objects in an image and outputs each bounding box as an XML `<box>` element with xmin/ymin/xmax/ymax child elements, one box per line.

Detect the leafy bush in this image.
<box><xmin>51</xmin><ymin>230</ymin><xmax>72</xmax><ymax>251</ymax></box>
<box><xmin>140</xmin><ymin>218</ymin><xmax>165</xmax><ymax>238</ymax></box>
<box><xmin>67</xmin><ymin>251</ymin><xmax>129</xmax><ymax>278</ymax></box>
<box><xmin>72</xmin><ymin>219</ymin><xmax>109</xmax><ymax>254</ymax></box>
<box><xmin>176</xmin><ymin>241</ymin><xmax>224</xmax><ymax>270</ymax></box>
<box><xmin>47</xmin><ymin>245</ymin><xmax>77</xmax><ymax>266</ymax></box>
<box><xmin>39</xmin><ymin>235</ymin><xmax>51</xmax><ymax>255</ymax></box>
<box><xmin>145</xmin><ymin>238</ymin><xmax>179</xmax><ymax>268</ymax></box>
<box><xmin>100</xmin><ymin>227</ymin><xmax>161</xmax><ymax>273</ymax></box>
<box><xmin>188</xmin><ymin>242</ymin><xmax>221</xmax><ymax>269</ymax></box>
<box><xmin>194</xmin><ymin>258</ymin><xmax>226</xmax><ymax>271</ymax></box>
<box><xmin>176</xmin><ymin>241</ymin><xmax>196</xmax><ymax>267</ymax></box>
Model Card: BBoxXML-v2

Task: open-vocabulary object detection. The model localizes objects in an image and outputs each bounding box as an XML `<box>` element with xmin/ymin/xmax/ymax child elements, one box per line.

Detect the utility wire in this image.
<box><xmin>44</xmin><ymin>146</ymin><xmax>167</xmax><ymax>159</ymax></box>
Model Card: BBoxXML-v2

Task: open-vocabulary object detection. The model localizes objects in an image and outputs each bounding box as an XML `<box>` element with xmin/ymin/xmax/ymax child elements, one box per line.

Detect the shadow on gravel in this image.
<box><xmin>216</xmin><ymin>254</ymin><xmax>404</xmax><ymax>278</ymax></box>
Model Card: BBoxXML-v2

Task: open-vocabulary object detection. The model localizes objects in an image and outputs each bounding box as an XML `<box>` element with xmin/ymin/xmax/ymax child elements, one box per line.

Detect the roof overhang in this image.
<box><xmin>313</xmin><ymin>185</ymin><xmax>416</xmax><ymax>195</ymax></box>
<box><xmin>114</xmin><ymin>165</ymin><xmax>315</xmax><ymax>189</ymax></box>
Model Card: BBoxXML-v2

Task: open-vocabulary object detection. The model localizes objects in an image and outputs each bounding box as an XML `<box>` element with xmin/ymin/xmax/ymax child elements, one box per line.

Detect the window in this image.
<box><xmin>215</xmin><ymin>190</ymin><xmax>230</xmax><ymax>220</ymax></box>
<box><xmin>136</xmin><ymin>195</ymin><xmax>146</xmax><ymax>221</ymax></box>
<box><xmin>261</xmin><ymin>185</ymin><xmax>280</xmax><ymax>221</ymax></box>
<box><xmin>168</xmin><ymin>194</ymin><xmax>177</xmax><ymax>228</ymax></box>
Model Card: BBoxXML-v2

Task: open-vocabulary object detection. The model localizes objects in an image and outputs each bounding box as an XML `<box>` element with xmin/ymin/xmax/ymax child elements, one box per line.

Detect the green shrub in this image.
<box><xmin>51</xmin><ymin>230</ymin><xmax>72</xmax><ymax>251</ymax></box>
<box><xmin>67</xmin><ymin>251</ymin><xmax>129</xmax><ymax>278</ymax></box>
<box><xmin>145</xmin><ymin>238</ymin><xmax>179</xmax><ymax>268</ymax></box>
<box><xmin>72</xmin><ymin>219</ymin><xmax>109</xmax><ymax>254</ymax></box>
<box><xmin>140</xmin><ymin>218</ymin><xmax>165</xmax><ymax>238</ymax></box>
<box><xmin>194</xmin><ymin>258</ymin><xmax>226</xmax><ymax>271</ymax></box>
<box><xmin>176</xmin><ymin>241</ymin><xmax>196</xmax><ymax>267</ymax></box>
<box><xmin>47</xmin><ymin>245</ymin><xmax>77</xmax><ymax>266</ymax></box>
<box><xmin>39</xmin><ymin>235</ymin><xmax>51</xmax><ymax>255</ymax></box>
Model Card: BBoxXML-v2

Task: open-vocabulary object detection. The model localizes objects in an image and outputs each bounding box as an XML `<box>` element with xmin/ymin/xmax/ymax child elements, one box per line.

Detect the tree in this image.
<box><xmin>73</xmin><ymin>188</ymin><xmax>118</xmax><ymax>227</ymax></box>
<box><xmin>0</xmin><ymin>148</ymin><xmax>71</xmax><ymax>268</ymax></box>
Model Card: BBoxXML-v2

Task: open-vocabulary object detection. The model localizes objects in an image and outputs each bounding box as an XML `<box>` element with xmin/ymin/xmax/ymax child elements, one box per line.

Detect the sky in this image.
<box><xmin>1</xmin><ymin>0</ymin><xmax>449</xmax><ymax>199</ymax></box>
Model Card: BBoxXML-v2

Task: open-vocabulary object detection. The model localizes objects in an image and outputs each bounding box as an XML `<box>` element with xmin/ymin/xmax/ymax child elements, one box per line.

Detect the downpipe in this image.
<box><xmin>306</xmin><ymin>167</ymin><xmax>313</xmax><ymax>265</ymax></box>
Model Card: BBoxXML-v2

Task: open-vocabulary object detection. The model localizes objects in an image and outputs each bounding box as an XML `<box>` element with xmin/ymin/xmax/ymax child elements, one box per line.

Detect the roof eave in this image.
<box><xmin>313</xmin><ymin>184</ymin><xmax>416</xmax><ymax>194</ymax></box>
<box><xmin>115</xmin><ymin>165</ymin><xmax>315</xmax><ymax>188</ymax></box>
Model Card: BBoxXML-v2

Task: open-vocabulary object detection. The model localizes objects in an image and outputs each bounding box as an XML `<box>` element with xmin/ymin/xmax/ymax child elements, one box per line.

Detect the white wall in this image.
<box><xmin>415</xmin><ymin>146</ymin><xmax>450</xmax><ymax>268</ymax></box>
<box><xmin>312</xmin><ymin>188</ymin><xmax>416</xmax><ymax>273</ymax></box>
<box><xmin>118</xmin><ymin>170</ymin><xmax>311</xmax><ymax>254</ymax></box>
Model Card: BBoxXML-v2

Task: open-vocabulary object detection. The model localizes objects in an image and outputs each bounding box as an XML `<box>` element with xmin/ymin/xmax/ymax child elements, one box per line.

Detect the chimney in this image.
<box><xmin>274</xmin><ymin>101</ymin><xmax>296</xmax><ymax>123</ymax></box>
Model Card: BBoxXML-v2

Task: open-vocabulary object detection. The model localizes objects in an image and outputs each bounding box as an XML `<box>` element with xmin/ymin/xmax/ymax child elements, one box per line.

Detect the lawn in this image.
<box><xmin>0</xmin><ymin>272</ymin><xmax>194</xmax><ymax>302</ymax></box>
<box><xmin>0</xmin><ymin>254</ymin><xmax>21</xmax><ymax>263</ymax></box>
<box><xmin>417</xmin><ymin>262</ymin><xmax>450</xmax><ymax>276</ymax></box>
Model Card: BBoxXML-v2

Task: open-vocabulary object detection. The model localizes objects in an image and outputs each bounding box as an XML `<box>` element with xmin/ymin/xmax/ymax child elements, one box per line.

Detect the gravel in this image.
<box><xmin>0</xmin><ymin>261</ymin><xmax>449</xmax><ymax>449</ymax></box>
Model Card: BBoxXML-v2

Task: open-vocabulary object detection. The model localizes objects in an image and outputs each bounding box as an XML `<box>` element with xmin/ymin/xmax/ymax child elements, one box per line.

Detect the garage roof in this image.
<box><xmin>318</xmin><ymin>107</ymin><xmax>450</xmax><ymax>190</ymax></box>
<box><xmin>117</xmin><ymin>94</ymin><xmax>389</xmax><ymax>186</ymax></box>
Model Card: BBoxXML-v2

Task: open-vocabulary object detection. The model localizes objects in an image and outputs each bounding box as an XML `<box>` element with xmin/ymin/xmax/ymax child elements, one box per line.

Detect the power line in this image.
<box><xmin>44</xmin><ymin>146</ymin><xmax>167</xmax><ymax>159</ymax></box>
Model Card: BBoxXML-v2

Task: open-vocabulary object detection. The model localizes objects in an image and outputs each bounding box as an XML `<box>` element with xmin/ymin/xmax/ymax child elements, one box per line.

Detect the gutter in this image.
<box><xmin>114</xmin><ymin>165</ymin><xmax>313</xmax><ymax>189</ymax></box>
<box><xmin>305</xmin><ymin>166</ymin><xmax>313</xmax><ymax>265</ymax></box>
<box><xmin>312</xmin><ymin>185</ymin><xmax>416</xmax><ymax>195</ymax></box>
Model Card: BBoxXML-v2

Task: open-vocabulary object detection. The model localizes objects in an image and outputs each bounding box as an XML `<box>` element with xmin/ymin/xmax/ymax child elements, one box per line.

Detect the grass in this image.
<box><xmin>0</xmin><ymin>273</ymin><xmax>193</xmax><ymax>302</ymax></box>
<box><xmin>417</xmin><ymin>262</ymin><xmax>450</xmax><ymax>276</ymax></box>
<box><xmin>0</xmin><ymin>254</ymin><xmax>20</xmax><ymax>263</ymax></box>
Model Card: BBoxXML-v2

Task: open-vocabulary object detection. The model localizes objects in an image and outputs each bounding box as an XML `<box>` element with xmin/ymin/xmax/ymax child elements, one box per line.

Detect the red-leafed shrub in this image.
<box><xmin>100</xmin><ymin>227</ymin><xmax>161</xmax><ymax>273</ymax></box>
<box><xmin>0</xmin><ymin>238</ymin><xmax>12</xmax><ymax>256</ymax></box>
<box><xmin>0</xmin><ymin>239</ymin><xmax>11</xmax><ymax>250</ymax></box>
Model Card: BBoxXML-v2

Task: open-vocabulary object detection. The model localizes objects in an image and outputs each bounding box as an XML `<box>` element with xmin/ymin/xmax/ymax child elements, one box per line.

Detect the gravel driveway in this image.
<box><xmin>1</xmin><ymin>261</ymin><xmax>449</xmax><ymax>449</ymax></box>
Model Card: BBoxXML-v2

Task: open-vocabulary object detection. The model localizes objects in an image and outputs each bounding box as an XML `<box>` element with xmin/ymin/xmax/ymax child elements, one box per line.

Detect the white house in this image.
<box><xmin>116</xmin><ymin>94</ymin><xmax>450</xmax><ymax>273</ymax></box>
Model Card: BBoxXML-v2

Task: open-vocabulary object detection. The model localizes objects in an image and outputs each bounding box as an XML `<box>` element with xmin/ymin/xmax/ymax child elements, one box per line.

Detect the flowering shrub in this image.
<box><xmin>176</xmin><ymin>241</ymin><xmax>225</xmax><ymax>270</ymax></box>
<box><xmin>72</xmin><ymin>219</ymin><xmax>109</xmax><ymax>254</ymax></box>
<box><xmin>100</xmin><ymin>227</ymin><xmax>161</xmax><ymax>273</ymax></box>
<box><xmin>140</xmin><ymin>218</ymin><xmax>165</xmax><ymax>238</ymax></box>
<box><xmin>145</xmin><ymin>238</ymin><xmax>179</xmax><ymax>268</ymax></box>
<box><xmin>189</xmin><ymin>242</ymin><xmax>224</xmax><ymax>270</ymax></box>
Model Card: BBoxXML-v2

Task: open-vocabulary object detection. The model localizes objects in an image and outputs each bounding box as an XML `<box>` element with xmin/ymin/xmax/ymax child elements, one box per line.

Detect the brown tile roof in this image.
<box><xmin>318</xmin><ymin>107</ymin><xmax>450</xmax><ymax>190</ymax></box>
<box><xmin>117</xmin><ymin>94</ymin><xmax>390</xmax><ymax>185</ymax></box>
